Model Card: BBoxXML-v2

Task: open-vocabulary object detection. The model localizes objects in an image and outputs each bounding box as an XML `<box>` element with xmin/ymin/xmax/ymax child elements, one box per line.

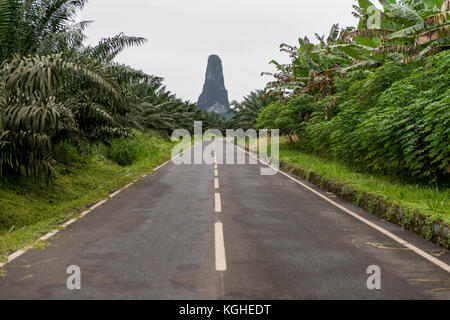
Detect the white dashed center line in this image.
<box><xmin>213</xmin><ymin>142</ymin><xmax>226</xmax><ymax>274</ymax></box>
<box><xmin>215</xmin><ymin>193</ymin><xmax>222</xmax><ymax>213</ymax></box>
<box><xmin>215</xmin><ymin>222</ymin><xmax>227</xmax><ymax>271</ymax></box>
<box><xmin>214</xmin><ymin>178</ymin><xmax>219</xmax><ymax>189</ymax></box>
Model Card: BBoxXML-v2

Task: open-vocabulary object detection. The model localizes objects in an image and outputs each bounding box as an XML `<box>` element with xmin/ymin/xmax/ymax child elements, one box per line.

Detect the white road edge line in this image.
<box><xmin>153</xmin><ymin>142</ymin><xmax>198</xmax><ymax>171</ymax></box>
<box><xmin>152</xmin><ymin>158</ymin><xmax>174</xmax><ymax>172</ymax></box>
<box><xmin>215</xmin><ymin>222</ymin><xmax>227</xmax><ymax>271</ymax></box>
<box><xmin>215</xmin><ymin>193</ymin><xmax>222</xmax><ymax>213</ymax></box>
<box><xmin>236</xmin><ymin>145</ymin><xmax>450</xmax><ymax>274</ymax></box>
<box><xmin>0</xmin><ymin>142</ymin><xmax>202</xmax><ymax>269</ymax></box>
<box><xmin>109</xmin><ymin>183</ymin><xmax>133</xmax><ymax>198</ymax></box>
<box><xmin>214</xmin><ymin>178</ymin><xmax>219</xmax><ymax>189</ymax></box>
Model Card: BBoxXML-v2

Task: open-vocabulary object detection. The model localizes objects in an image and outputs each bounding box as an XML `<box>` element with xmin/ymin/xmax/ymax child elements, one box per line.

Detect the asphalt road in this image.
<box><xmin>0</xmin><ymin>140</ymin><xmax>449</xmax><ymax>300</ymax></box>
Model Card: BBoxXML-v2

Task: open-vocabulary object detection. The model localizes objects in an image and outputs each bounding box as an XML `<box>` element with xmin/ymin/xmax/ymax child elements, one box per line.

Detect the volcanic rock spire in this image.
<box><xmin>197</xmin><ymin>55</ymin><xmax>230</xmax><ymax>114</ymax></box>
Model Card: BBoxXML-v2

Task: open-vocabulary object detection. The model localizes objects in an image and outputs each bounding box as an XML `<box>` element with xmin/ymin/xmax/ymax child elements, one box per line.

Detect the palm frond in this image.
<box><xmin>87</xmin><ymin>33</ymin><xmax>147</xmax><ymax>63</ymax></box>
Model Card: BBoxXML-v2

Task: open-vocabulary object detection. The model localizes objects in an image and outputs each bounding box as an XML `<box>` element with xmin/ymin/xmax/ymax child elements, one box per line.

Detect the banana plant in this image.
<box><xmin>264</xmin><ymin>24</ymin><xmax>359</xmax><ymax>97</ymax></box>
<box><xmin>346</xmin><ymin>0</ymin><xmax>449</xmax><ymax>62</ymax></box>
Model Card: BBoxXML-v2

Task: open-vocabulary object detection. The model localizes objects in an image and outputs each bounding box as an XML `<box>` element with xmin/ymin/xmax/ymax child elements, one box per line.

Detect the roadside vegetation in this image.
<box><xmin>279</xmin><ymin>142</ymin><xmax>449</xmax><ymax>224</ymax></box>
<box><xmin>1</xmin><ymin>0</ymin><xmax>449</xmax><ymax>258</ymax></box>
<box><xmin>0</xmin><ymin>132</ymin><xmax>177</xmax><ymax>259</ymax></box>
<box><xmin>231</xmin><ymin>0</ymin><xmax>449</xmax><ymax>226</ymax></box>
<box><xmin>0</xmin><ymin>0</ymin><xmax>223</xmax><ymax>260</ymax></box>
<box><xmin>0</xmin><ymin>0</ymin><xmax>224</xmax><ymax>186</ymax></box>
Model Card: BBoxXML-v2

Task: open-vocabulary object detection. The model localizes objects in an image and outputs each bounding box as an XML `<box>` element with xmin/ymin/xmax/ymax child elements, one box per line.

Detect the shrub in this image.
<box><xmin>107</xmin><ymin>138</ymin><xmax>140</xmax><ymax>166</ymax></box>
<box><xmin>266</xmin><ymin>51</ymin><xmax>450</xmax><ymax>184</ymax></box>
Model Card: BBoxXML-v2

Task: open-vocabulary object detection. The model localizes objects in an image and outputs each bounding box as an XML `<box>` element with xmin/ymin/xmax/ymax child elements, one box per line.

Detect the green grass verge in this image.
<box><xmin>0</xmin><ymin>132</ymin><xmax>178</xmax><ymax>262</ymax></box>
<box><xmin>279</xmin><ymin>143</ymin><xmax>449</xmax><ymax>225</ymax></box>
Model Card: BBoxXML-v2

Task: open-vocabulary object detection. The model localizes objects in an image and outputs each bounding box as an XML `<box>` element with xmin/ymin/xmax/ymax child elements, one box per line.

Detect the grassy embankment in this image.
<box><xmin>244</xmin><ymin>138</ymin><xmax>449</xmax><ymax>231</ymax></box>
<box><xmin>0</xmin><ymin>132</ymin><xmax>182</xmax><ymax>261</ymax></box>
<box><xmin>279</xmin><ymin>143</ymin><xmax>449</xmax><ymax>223</ymax></box>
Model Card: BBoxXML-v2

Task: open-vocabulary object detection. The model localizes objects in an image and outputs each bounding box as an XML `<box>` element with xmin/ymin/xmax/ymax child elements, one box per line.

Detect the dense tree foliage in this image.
<box><xmin>227</xmin><ymin>90</ymin><xmax>278</xmax><ymax>131</ymax></box>
<box><xmin>257</xmin><ymin>53</ymin><xmax>449</xmax><ymax>182</ymax></box>
<box><xmin>263</xmin><ymin>0</ymin><xmax>450</xmax><ymax>99</ymax></box>
<box><xmin>1</xmin><ymin>0</ymin><xmax>448</xmax><ymax>185</ymax></box>
<box><xmin>233</xmin><ymin>0</ymin><xmax>449</xmax><ymax>184</ymax></box>
<box><xmin>0</xmin><ymin>0</ymin><xmax>220</xmax><ymax>183</ymax></box>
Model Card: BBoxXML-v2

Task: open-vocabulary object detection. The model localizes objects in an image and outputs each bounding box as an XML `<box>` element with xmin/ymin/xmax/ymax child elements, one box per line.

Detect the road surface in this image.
<box><xmin>0</xmin><ymin>140</ymin><xmax>449</xmax><ymax>300</ymax></box>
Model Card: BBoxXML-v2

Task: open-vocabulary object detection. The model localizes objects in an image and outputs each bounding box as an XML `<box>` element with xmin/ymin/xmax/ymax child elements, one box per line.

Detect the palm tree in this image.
<box><xmin>228</xmin><ymin>90</ymin><xmax>278</xmax><ymax>131</ymax></box>
<box><xmin>0</xmin><ymin>0</ymin><xmax>150</xmax><ymax>183</ymax></box>
<box><xmin>0</xmin><ymin>0</ymin><xmax>89</xmax><ymax>60</ymax></box>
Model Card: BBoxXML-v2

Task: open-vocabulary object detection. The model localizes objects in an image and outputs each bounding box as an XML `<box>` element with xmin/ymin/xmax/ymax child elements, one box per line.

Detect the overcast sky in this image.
<box><xmin>79</xmin><ymin>0</ymin><xmax>368</xmax><ymax>103</ymax></box>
